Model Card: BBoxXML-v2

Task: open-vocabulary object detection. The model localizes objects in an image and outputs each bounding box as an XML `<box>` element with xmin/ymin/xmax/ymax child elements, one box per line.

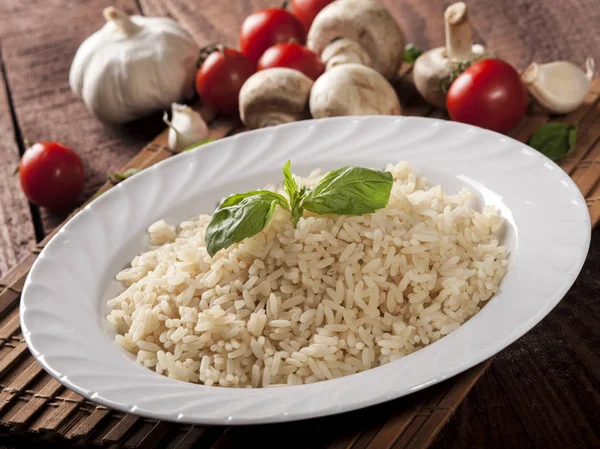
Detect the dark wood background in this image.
<box><xmin>0</xmin><ymin>0</ymin><xmax>598</xmax><ymax>447</ymax></box>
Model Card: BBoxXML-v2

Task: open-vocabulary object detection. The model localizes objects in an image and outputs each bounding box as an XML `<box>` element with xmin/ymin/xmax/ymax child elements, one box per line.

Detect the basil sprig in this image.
<box><xmin>205</xmin><ymin>162</ymin><xmax>393</xmax><ymax>256</ymax></box>
<box><xmin>527</xmin><ymin>122</ymin><xmax>578</xmax><ymax>162</ymax></box>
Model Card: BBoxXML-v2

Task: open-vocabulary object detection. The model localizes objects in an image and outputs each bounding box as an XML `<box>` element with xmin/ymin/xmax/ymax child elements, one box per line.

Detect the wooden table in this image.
<box><xmin>0</xmin><ymin>0</ymin><xmax>599</xmax><ymax>447</ymax></box>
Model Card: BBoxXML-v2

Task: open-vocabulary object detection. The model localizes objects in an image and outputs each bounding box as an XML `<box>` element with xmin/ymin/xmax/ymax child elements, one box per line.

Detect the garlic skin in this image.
<box><xmin>163</xmin><ymin>104</ymin><xmax>209</xmax><ymax>153</ymax></box>
<box><xmin>69</xmin><ymin>7</ymin><xmax>199</xmax><ymax>124</ymax></box>
<box><xmin>522</xmin><ymin>58</ymin><xmax>595</xmax><ymax>114</ymax></box>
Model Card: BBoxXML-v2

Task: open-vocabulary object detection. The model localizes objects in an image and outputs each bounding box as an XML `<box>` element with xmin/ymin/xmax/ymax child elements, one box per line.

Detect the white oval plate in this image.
<box><xmin>21</xmin><ymin>117</ymin><xmax>590</xmax><ymax>425</ymax></box>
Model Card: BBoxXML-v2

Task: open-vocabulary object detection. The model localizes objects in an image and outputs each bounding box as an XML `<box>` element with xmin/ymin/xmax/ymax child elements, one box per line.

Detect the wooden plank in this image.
<box><xmin>0</xmin><ymin>0</ymin><xmax>157</xmax><ymax>239</ymax></box>
<box><xmin>32</xmin><ymin>389</ymin><xmax>83</xmax><ymax>433</ymax></box>
<box><xmin>447</xmin><ymin>0</ymin><xmax>600</xmax><ymax>70</ymax></box>
<box><xmin>102</xmin><ymin>414</ymin><xmax>140</xmax><ymax>444</ymax></box>
<box><xmin>488</xmin><ymin>242</ymin><xmax>600</xmax><ymax>449</ymax></box>
<box><xmin>132</xmin><ymin>421</ymin><xmax>172</xmax><ymax>449</ymax></box>
<box><xmin>122</xmin><ymin>420</ymin><xmax>160</xmax><ymax>449</ymax></box>
<box><xmin>65</xmin><ymin>408</ymin><xmax>109</xmax><ymax>440</ymax></box>
<box><xmin>0</xmin><ymin>2</ymin><xmax>597</xmax><ymax>449</ymax></box>
<box><xmin>6</xmin><ymin>377</ymin><xmax>63</xmax><ymax>426</ymax></box>
<box><xmin>0</xmin><ymin>343</ymin><xmax>28</xmax><ymax>378</ymax></box>
<box><xmin>165</xmin><ymin>426</ymin><xmax>208</xmax><ymax>449</ymax></box>
<box><xmin>429</xmin><ymin>369</ymin><xmax>535</xmax><ymax>449</ymax></box>
<box><xmin>364</xmin><ymin>400</ymin><xmax>420</xmax><ymax>449</ymax></box>
<box><xmin>0</xmin><ymin>252</ymin><xmax>36</xmax><ymax>294</ymax></box>
<box><xmin>0</xmin><ymin>359</ymin><xmax>44</xmax><ymax>415</ymax></box>
<box><xmin>0</xmin><ymin>46</ymin><xmax>36</xmax><ymax>279</ymax></box>
<box><xmin>0</xmin><ymin>308</ymin><xmax>20</xmax><ymax>341</ymax></box>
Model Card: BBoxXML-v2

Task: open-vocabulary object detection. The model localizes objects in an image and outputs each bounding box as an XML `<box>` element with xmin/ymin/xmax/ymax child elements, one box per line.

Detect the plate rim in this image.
<box><xmin>20</xmin><ymin>116</ymin><xmax>591</xmax><ymax>425</ymax></box>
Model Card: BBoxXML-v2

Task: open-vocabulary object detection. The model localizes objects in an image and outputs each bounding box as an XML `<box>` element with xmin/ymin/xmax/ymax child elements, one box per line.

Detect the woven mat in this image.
<box><xmin>0</xmin><ymin>69</ymin><xmax>599</xmax><ymax>449</ymax></box>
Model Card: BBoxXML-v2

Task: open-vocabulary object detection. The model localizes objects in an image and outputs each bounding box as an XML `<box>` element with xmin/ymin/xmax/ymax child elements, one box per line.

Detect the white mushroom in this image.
<box><xmin>239</xmin><ymin>68</ymin><xmax>314</xmax><ymax>130</ymax></box>
<box><xmin>413</xmin><ymin>2</ymin><xmax>486</xmax><ymax>108</ymax></box>
<box><xmin>307</xmin><ymin>0</ymin><xmax>404</xmax><ymax>80</ymax></box>
<box><xmin>309</xmin><ymin>63</ymin><xmax>402</xmax><ymax>118</ymax></box>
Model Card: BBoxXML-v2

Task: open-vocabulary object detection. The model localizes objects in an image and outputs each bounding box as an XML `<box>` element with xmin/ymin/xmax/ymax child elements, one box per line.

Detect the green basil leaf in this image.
<box><xmin>301</xmin><ymin>166</ymin><xmax>393</xmax><ymax>215</ymax></box>
<box><xmin>403</xmin><ymin>43</ymin><xmax>423</xmax><ymax>63</ymax></box>
<box><xmin>527</xmin><ymin>123</ymin><xmax>578</xmax><ymax>162</ymax></box>
<box><xmin>283</xmin><ymin>161</ymin><xmax>307</xmax><ymax>224</ymax></box>
<box><xmin>283</xmin><ymin>160</ymin><xmax>299</xmax><ymax>201</ymax></box>
<box><xmin>205</xmin><ymin>191</ymin><xmax>288</xmax><ymax>256</ymax></box>
<box><xmin>108</xmin><ymin>168</ymin><xmax>140</xmax><ymax>184</ymax></box>
<box><xmin>182</xmin><ymin>138</ymin><xmax>215</xmax><ymax>152</ymax></box>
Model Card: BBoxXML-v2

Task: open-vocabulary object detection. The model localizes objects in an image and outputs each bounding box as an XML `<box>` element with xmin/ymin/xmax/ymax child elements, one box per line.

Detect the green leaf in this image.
<box><xmin>283</xmin><ymin>160</ymin><xmax>299</xmax><ymax>201</ymax></box>
<box><xmin>527</xmin><ymin>122</ymin><xmax>578</xmax><ymax>162</ymax></box>
<box><xmin>404</xmin><ymin>43</ymin><xmax>423</xmax><ymax>63</ymax></box>
<box><xmin>182</xmin><ymin>138</ymin><xmax>215</xmax><ymax>152</ymax></box>
<box><xmin>205</xmin><ymin>191</ymin><xmax>289</xmax><ymax>257</ymax></box>
<box><xmin>108</xmin><ymin>168</ymin><xmax>140</xmax><ymax>184</ymax></box>
<box><xmin>283</xmin><ymin>160</ymin><xmax>307</xmax><ymax>224</ymax></box>
<box><xmin>301</xmin><ymin>166</ymin><xmax>393</xmax><ymax>216</ymax></box>
<box><xmin>440</xmin><ymin>60</ymin><xmax>472</xmax><ymax>93</ymax></box>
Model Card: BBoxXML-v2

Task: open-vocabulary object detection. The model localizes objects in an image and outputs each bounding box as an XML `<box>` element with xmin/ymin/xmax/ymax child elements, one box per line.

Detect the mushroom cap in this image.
<box><xmin>309</xmin><ymin>63</ymin><xmax>402</xmax><ymax>119</ymax></box>
<box><xmin>307</xmin><ymin>0</ymin><xmax>404</xmax><ymax>80</ymax></box>
<box><xmin>412</xmin><ymin>47</ymin><xmax>450</xmax><ymax>109</ymax></box>
<box><xmin>239</xmin><ymin>68</ymin><xmax>314</xmax><ymax>130</ymax></box>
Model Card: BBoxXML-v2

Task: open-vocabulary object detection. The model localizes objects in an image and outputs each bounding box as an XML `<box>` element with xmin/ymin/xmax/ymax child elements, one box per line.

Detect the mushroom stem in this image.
<box><xmin>444</xmin><ymin>2</ymin><xmax>473</xmax><ymax>61</ymax></box>
<box><xmin>103</xmin><ymin>7</ymin><xmax>141</xmax><ymax>36</ymax></box>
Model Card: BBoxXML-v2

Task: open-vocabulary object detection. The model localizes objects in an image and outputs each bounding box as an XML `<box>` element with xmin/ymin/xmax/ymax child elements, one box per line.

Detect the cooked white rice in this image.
<box><xmin>107</xmin><ymin>162</ymin><xmax>508</xmax><ymax>388</ymax></box>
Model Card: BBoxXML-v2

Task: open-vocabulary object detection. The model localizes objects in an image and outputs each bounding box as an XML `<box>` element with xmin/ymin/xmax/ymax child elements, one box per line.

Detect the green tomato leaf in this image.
<box><xmin>182</xmin><ymin>138</ymin><xmax>215</xmax><ymax>152</ymax></box>
<box><xmin>527</xmin><ymin>122</ymin><xmax>578</xmax><ymax>162</ymax></box>
<box><xmin>404</xmin><ymin>43</ymin><xmax>423</xmax><ymax>63</ymax></box>
<box><xmin>205</xmin><ymin>191</ymin><xmax>288</xmax><ymax>257</ymax></box>
<box><xmin>301</xmin><ymin>166</ymin><xmax>393</xmax><ymax>216</ymax></box>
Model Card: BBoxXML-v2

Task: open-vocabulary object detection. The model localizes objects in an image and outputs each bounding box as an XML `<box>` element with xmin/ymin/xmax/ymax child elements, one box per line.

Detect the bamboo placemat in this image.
<box><xmin>0</xmin><ymin>69</ymin><xmax>599</xmax><ymax>449</ymax></box>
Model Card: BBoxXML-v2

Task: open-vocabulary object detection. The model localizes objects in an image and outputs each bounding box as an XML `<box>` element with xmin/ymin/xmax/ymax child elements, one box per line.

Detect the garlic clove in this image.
<box><xmin>164</xmin><ymin>103</ymin><xmax>209</xmax><ymax>153</ymax></box>
<box><xmin>522</xmin><ymin>58</ymin><xmax>595</xmax><ymax>114</ymax></box>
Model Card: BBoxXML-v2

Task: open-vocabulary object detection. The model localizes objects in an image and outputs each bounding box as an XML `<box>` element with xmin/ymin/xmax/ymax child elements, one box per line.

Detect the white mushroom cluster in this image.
<box><xmin>239</xmin><ymin>0</ymin><xmax>404</xmax><ymax>130</ymax></box>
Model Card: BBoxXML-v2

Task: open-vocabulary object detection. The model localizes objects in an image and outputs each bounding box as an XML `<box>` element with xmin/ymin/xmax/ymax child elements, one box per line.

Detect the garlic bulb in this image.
<box><xmin>163</xmin><ymin>104</ymin><xmax>208</xmax><ymax>152</ymax></box>
<box><xmin>522</xmin><ymin>58</ymin><xmax>595</xmax><ymax>114</ymax></box>
<box><xmin>69</xmin><ymin>7</ymin><xmax>199</xmax><ymax>123</ymax></box>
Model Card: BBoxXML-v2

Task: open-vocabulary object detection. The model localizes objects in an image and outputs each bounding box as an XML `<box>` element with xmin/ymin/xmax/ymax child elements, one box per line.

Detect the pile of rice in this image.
<box><xmin>107</xmin><ymin>162</ymin><xmax>508</xmax><ymax>388</ymax></box>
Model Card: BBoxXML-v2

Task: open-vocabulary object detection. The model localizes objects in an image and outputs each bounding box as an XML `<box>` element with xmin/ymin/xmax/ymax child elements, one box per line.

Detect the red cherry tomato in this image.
<box><xmin>19</xmin><ymin>142</ymin><xmax>85</xmax><ymax>210</ymax></box>
<box><xmin>291</xmin><ymin>0</ymin><xmax>335</xmax><ymax>31</ymax></box>
<box><xmin>446</xmin><ymin>59</ymin><xmax>528</xmax><ymax>133</ymax></box>
<box><xmin>240</xmin><ymin>7</ymin><xmax>306</xmax><ymax>62</ymax></box>
<box><xmin>195</xmin><ymin>48</ymin><xmax>256</xmax><ymax>115</ymax></box>
<box><xmin>258</xmin><ymin>43</ymin><xmax>325</xmax><ymax>80</ymax></box>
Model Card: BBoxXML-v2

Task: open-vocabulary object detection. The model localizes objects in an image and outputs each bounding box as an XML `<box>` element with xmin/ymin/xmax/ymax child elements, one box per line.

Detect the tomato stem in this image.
<box><xmin>23</xmin><ymin>138</ymin><xmax>33</xmax><ymax>148</ymax></box>
<box><xmin>281</xmin><ymin>0</ymin><xmax>289</xmax><ymax>10</ymax></box>
<box><xmin>197</xmin><ymin>44</ymin><xmax>226</xmax><ymax>68</ymax></box>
